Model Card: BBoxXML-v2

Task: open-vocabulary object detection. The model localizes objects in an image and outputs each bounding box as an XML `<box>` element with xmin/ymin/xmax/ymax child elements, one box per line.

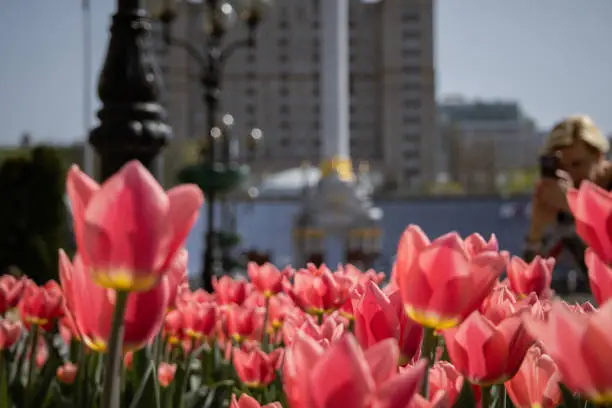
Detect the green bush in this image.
<box><xmin>0</xmin><ymin>146</ymin><xmax>68</xmax><ymax>283</ymax></box>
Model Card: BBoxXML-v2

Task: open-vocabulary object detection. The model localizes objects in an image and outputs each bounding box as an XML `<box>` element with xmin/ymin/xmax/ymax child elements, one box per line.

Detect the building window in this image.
<box><xmin>246</xmin><ymin>104</ymin><xmax>256</xmax><ymax>114</ymax></box>
<box><xmin>402</xmin><ymin>12</ymin><xmax>420</xmax><ymax>23</ymax></box>
<box><xmin>278</xmin><ymin>37</ymin><xmax>289</xmax><ymax>47</ymax></box>
<box><xmin>402</xmin><ymin>66</ymin><xmax>421</xmax><ymax>75</ymax></box>
<box><xmin>245</xmin><ymin>87</ymin><xmax>256</xmax><ymax>96</ymax></box>
<box><xmin>403</xmin><ymin>83</ymin><xmax>420</xmax><ymax>91</ymax></box>
<box><xmin>280</xmin><ymin>137</ymin><xmax>290</xmax><ymax>147</ymax></box>
<box><xmin>280</xmin><ymin>104</ymin><xmax>290</xmax><ymax>114</ymax></box>
<box><xmin>404</xmin><ymin>100</ymin><xmax>421</xmax><ymax>109</ymax></box>
<box><xmin>403</xmin><ymin>49</ymin><xmax>420</xmax><ymax>58</ymax></box>
<box><xmin>402</xmin><ymin>29</ymin><xmax>420</xmax><ymax>39</ymax></box>
<box><xmin>403</xmin><ymin>115</ymin><xmax>421</xmax><ymax>125</ymax></box>
<box><xmin>279</xmin><ymin>53</ymin><xmax>289</xmax><ymax>63</ymax></box>
<box><xmin>280</xmin><ymin>86</ymin><xmax>289</xmax><ymax>97</ymax></box>
<box><xmin>280</xmin><ymin>121</ymin><xmax>291</xmax><ymax>130</ymax></box>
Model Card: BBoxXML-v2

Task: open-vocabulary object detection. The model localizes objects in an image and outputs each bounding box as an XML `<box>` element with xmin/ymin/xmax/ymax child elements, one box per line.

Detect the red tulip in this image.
<box><xmin>429</xmin><ymin>361</ymin><xmax>464</xmax><ymax>406</ymax></box>
<box><xmin>56</xmin><ymin>362</ymin><xmax>78</xmax><ymax>384</ymax></box>
<box><xmin>523</xmin><ymin>300</ymin><xmax>612</xmax><ymax>403</ymax></box>
<box><xmin>167</xmin><ymin>248</ymin><xmax>188</xmax><ymax>310</ymax></box>
<box><xmin>585</xmin><ymin>249</ymin><xmax>612</xmax><ymax>305</ymax></box>
<box><xmin>266</xmin><ymin>293</ymin><xmax>295</xmax><ymax>333</ymax></box>
<box><xmin>221</xmin><ymin>305</ymin><xmax>261</xmax><ymax>344</ymax></box>
<box><xmin>566</xmin><ymin>181</ymin><xmax>612</xmax><ymax>263</ymax></box>
<box><xmin>0</xmin><ymin>319</ymin><xmax>21</xmax><ymax>349</ymax></box>
<box><xmin>233</xmin><ymin>346</ymin><xmax>283</xmax><ymax>388</ymax></box>
<box><xmin>283</xmin><ymin>332</ymin><xmax>426</xmax><ymax>408</ymax></box>
<box><xmin>66</xmin><ymin>161</ymin><xmax>203</xmax><ymax>292</ymax></box>
<box><xmin>158</xmin><ymin>362</ymin><xmax>177</xmax><ymax>387</ymax></box>
<box><xmin>336</xmin><ymin>264</ymin><xmax>386</xmax><ymax>287</ymax></box>
<box><xmin>283</xmin><ymin>264</ymin><xmax>354</xmax><ymax>316</ymax></box>
<box><xmin>230</xmin><ymin>394</ymin><xmax>282</xmax><ymax>408</ymax></box>
<box><xmin>568</xmin><ymin>301</ymin><xmax>597</xmax><ymax>314</ymax></box>
<box><xmin>408</xmin><ymin>391</ymin><xmax>449</xmax><ymax>408</ymax></box>
<box><xmin>18</xmin><ymin>280</ymin><xmax>63</xmax><ymax>331</ymax></box>
<box><xmin>247</xmin><ymin>262</ymin><xmax>284</xmax><ymax>297</ymax></box>
<box><xmin>0</xmin><ymin>275</ymin><xmax>25</xmax><ymax>314</ymax></box>
<box><xmin>507</xmin><ymin>255</ymin><xmax>554</xmax><ymax>298</ymax></box>
<box><xmin>59</xmin><ymin>250</ymin><xmax>168</xmax><ymax>352</ymax></box>
<box><xmin>443</xmin><ymin>310</ymin><xmax>534</xmax><ymax>384</ymax></box>
<box><xmin>353</xmin><ymin>280</ymin><xmax>423</xmax><ymax>364</ymax></box>
<box><xmin>213</xmin><ymin>275</ymin><xmax>249</xmax><ymax>305</ymax></box>
<box><xmin>28</xmin><ymin>335</ymin><xmax>48</xmax><ymax>368</ymax></box>
<box><xmin>464</xmin><ymin>232</ymin><xmax>499</xmax><ymax>255</ymax></box>
<box><xmin>59</xmin><ymin>316</ymin><xmax>80</xmax><ymax>344</ymax></box>
<box><xmin>123</xmin><ymin>352</ymin><xmax>133</xmax><ymax>370</ymax></box>
<box><xmin>284</xmin><ymin>313</ymin><xmax>345</xmax><ymax>348</ymax></box>
<box><xmin>396</xmin><ymin>225</ymin><xmax>507</xmax><ymax>330</ymax></box>
<box><xmin>504</xmin><ymin>346</ymin><xmax>560</xmax><ymax>408</ymax></box>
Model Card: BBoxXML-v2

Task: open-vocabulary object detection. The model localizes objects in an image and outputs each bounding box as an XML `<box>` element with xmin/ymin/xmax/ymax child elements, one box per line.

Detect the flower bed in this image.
<box><xmin>0</xmin><ymin>160</ymin><xmax>610</xmax><ymax>408</ymax></box>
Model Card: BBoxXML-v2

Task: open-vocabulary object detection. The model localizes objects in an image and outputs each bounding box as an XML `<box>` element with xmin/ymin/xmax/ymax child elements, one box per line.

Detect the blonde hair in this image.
<box><xmin>543</xmin><ymin>115</ymin><xmax>609</xmax><ymax>154</ymax></box>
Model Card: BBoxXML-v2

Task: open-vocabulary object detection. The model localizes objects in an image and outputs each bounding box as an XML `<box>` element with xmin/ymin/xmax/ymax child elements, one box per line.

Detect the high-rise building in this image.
<box><xmin>438</xmin><ymin>97</ymin><xmax>540</xmax><ymax>194</ymax></box>
<box><xmin>157</xmin><ymin>0</ymin><xmax>436</xmax><ymax>191</ymax></box>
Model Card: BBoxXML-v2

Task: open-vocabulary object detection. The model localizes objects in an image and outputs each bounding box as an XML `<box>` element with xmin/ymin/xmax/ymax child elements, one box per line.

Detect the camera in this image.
<box><xmin>539</xmin><ymin>155</ymin><xmax>560</xmax><ymax>179</ymax></box>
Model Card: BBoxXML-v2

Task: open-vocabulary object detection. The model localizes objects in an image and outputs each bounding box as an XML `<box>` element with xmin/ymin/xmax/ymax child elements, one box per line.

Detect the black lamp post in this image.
<box><xmin>90</xmin><ymin>0</ymin><xmax>171</xmax><ymax>182</ymax></box>
<box><xmin>150</xmin><ymin>0</ymin><xmax>270</xmax><ymax>291</ymax></box>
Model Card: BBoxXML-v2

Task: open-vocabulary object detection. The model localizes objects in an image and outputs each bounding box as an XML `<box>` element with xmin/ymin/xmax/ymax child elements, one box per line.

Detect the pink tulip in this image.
<box><xmin>66</xmin><ymin>161</ymin><xmax>203</xmax><ymax>292</ymax></box>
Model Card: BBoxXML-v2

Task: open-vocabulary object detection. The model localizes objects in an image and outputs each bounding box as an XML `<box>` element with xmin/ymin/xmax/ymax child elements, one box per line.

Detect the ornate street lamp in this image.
<box><xmin>148</xmin><ymin>0</ymin><xmax>271</xmax><ymax>291</ymax></box>
<box><xmin>90</xmin><ymin>0</ymin><xmax>171</xmax><ymax>181</ymax></box>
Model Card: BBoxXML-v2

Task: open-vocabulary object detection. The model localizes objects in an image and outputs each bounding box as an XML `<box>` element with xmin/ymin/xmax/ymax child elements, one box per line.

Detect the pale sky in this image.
<box><xmin>0</xmin><ymin>0</ymin><xmax>611</xmax><ymax>145</ymax></box>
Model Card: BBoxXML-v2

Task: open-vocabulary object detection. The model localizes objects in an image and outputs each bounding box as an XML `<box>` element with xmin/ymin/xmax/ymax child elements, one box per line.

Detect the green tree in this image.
<box><xmin>0</xmin><ymin>146</ymin><xmax>68</xmax><ymax>283</ymax></box>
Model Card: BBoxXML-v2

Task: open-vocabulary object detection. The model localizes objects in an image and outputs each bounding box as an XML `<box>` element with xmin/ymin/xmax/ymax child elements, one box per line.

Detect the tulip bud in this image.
<box><xmin>158</xmin><ymin>363</ymin><xmax>176</xmax><ymax>387</ymax></box>
<box><xmin>123</xmin><ymin>352</ymin><xmax>133</xmax><ymax>371</ymax></box>
<box><xmin>0</xmin><ymin>319</ymin><xmax>21</xmax><ymax>350</ymax></box>
<box><xmin>56</xmin><ymin>362</ymin><xmax>78</xmax><ymax>384</ymax></box>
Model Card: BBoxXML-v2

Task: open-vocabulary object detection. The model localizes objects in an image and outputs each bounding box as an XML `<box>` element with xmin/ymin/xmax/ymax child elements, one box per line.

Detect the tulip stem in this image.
<box><xmin>481</xmin><ymin>385</ymin><xmax>492</xmax><ymax>408</ymax></box>
<box><xmin>493</xmin><ymin>383</ymin><xmax>507</xmax><ymax>408</ymax></box>
<box><xmin>25</xmin><ymin>324</ymin><xmax>39</xmax><ymax>408</ymax></box>
<box><xmin>101</xmin><ymin>290</ymin><xmax>129</xmax><ymax>408</ymax></box>
<box><xmin>261</xmin><ymin>296</ymin><xmax>271</xmax><ymax>352</ymax></box>
<box><xmin>419</xmin><ymin>327</ymin><xmax>436</xmax><ymax>399</ymax></box>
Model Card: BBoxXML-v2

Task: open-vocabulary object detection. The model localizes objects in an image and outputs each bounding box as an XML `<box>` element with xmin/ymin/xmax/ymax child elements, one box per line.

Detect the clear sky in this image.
<box><xmin>0</xmin><ymin>0</ymin><xmax>611</xmax><ymax>146</ymax></box>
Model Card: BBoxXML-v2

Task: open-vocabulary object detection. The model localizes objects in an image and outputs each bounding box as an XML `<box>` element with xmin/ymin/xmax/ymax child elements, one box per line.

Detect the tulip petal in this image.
<box><xmin>585</xmin><ymin>249</ymin><xmax>612</xmax><ymax>305</ymax></box>
<box><xmin>66</xmin><ymin>165</ymin><xmax>99</xmax><ymax>264</ymax></box>
<box><xmin>375</xmin><ymin>358</ymin><xmax>426</xmax><ymax>408</ymax></box>
<box><xmin>363</xmin><ymin>338</ymin><xmax>400</xmax><ymax>385</ymax></box>
<box><xmin>159</xmin><ymin>184</ymin><xmax>204</xmax><ymax>271</ymax></box>
<box><xmin>581</xmin><ymin>302</ymin><xmax>612</xmax><ymax>394</ymax></box>
<box><xmin>309</xmin><ymin>335</ymin><xmax>374</xmax><ymax>408</ymax></box>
